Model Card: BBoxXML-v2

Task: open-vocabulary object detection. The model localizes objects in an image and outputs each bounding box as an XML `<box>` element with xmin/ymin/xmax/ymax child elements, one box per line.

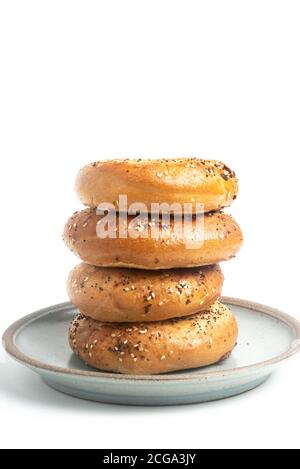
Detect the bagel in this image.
<box><xmin>63</xmin><ymin>209</ymin><xmax>243</xmax><ymax>269</ymax></box>
<box><xmin>75</xmin><ymin>158</ymin><xmax>238</xmax><ymax>213</ymax></box>
<box><xmin>69</xmin><ymin>302</ymin><xmax>238</xmax><ymax>374</ymax></box>
<box><xmin>67</xmin><ymin>263</ymin><xmax>224</xmax><ymax>322</ymax></box>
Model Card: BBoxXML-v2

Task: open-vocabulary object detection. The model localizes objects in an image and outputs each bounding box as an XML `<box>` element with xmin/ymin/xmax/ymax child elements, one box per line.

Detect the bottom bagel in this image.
<box><xmin>69</xmin><ymin>302</ymin><xmax>238</xmax><ymax>374</ymax></box>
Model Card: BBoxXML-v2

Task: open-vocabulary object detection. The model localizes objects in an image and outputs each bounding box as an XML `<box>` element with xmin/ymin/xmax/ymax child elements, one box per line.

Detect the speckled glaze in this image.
<box><xmin>2</xmin><ymin>297</ymin><xmax>300</xmax><ymax>406</ymax></box>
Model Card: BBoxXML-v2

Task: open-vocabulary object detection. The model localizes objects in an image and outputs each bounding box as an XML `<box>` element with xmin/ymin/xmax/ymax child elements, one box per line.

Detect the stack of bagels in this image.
<box><xmin>64</xmin><ymin>158</ymin><xmax>243</xmax><ymax>374</ymax></box>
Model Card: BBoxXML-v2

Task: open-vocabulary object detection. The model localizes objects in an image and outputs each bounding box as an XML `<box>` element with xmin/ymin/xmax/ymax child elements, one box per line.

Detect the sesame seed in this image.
<box><xmin>123</xmin><ymin>340</ymin><xmax>128</xmax><ymax>345</ymax></box>
<box><xmin>111</xmin><ymin>333</ymin><xmax>116</xmax><ymax>337</ymax></box>
<box><xmin>135</xmin><ymin>223</ymin><xmax>145</xmax><ymax>232</ymax></box>
<box><xmin>160</xmin><ymin>355</ymin><xmax>166</xmax><ymax>360</ymax></box>
<box><xmin>169</xmin><ymin>350</ymin><xmax>174</xmax><ymax>355</ymax></box>
<box><xmin>133</xmin><ymin>357</ymin><xmax>138</xmax><ymax>362</ymax></box>
<box><xmin>158</xmin><ymin>301</ymin><xmax>164</xmax><ymax>306</ymax></box>
<box><xmin>119</xmin><ymin>358</ymin><xmax>123</xmax><ymax>362</ymax></box>
<box><xmin>130</xmin><ymin>353</ymin><xmax>135</xmax><ymax>358</ymax></box>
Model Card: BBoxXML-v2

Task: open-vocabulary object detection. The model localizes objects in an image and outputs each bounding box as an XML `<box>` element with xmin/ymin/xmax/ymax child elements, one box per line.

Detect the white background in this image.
<box><xmin>0</xmin><ymin>0</ymin><xmax>300</xmax><ymax>449</ymax></box>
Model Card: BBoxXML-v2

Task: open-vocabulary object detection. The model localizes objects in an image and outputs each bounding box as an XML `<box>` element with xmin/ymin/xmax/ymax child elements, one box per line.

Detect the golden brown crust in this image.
<box><xmin>69</xmin><ymin>302</ymin><xmax>238</xmax><ymax>374</ymax></box>
<box><xmin>75</xmin><ymin>158</ymin><xmax>238</xmax><ymax>213</ymax></box>
<box><xmin>63</xmin><ymin>209</ymin><xmax>243</xmax><ymax>269</ymax></box>
<box><xmin>67</xmin><ymin>263</ymin><xmax>224</xmax><ymax>322</ymax></box>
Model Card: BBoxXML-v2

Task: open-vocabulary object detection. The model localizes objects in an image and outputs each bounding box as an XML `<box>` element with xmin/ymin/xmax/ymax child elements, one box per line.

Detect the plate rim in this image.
<box><xmin>2</xmin><ymin>297</ymin><xmax>300</xmax><ymax>382</ymax></box>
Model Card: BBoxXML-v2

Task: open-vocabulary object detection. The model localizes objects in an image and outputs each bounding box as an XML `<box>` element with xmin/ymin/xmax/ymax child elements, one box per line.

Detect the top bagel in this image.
<box><xmin>75</xmin><ymin>158</ymin><xmax>238</xmax><ymax>213</ymax></box>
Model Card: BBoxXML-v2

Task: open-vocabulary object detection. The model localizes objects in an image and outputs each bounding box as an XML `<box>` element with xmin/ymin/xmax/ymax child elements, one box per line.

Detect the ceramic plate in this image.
<box><xmin>2</xmin><ymin>297</ymin><xmax>300</xmax><ymax>406</ymax></box>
